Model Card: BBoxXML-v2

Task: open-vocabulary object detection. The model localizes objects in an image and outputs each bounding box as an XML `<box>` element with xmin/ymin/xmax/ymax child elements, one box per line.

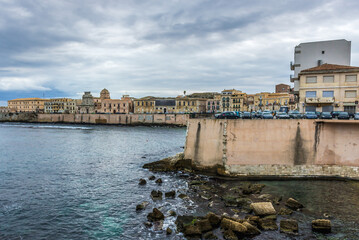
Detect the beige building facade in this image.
<box><xmin>44</xmin><ymin>98</ymin><xmax>77</xmax><ymax>114</ymax></box>
<box><xmin>100</xmin><ymin>95</ymin><xmax>133</xmax><ymax>114</ymax></box>
<box><xmin>8</xmin><ymin>98</ymin><xmax>49</xmax><ymax>113</ymax></box>
<box><xmin>298</xmin><ymin>64</ymin><xmax>359</xmax><ymax>113</ymax></box>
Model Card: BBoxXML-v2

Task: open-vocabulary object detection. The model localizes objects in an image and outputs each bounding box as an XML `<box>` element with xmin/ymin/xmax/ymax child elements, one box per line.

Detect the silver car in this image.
<box><xmin>354</xmin><ymin>112</ymin><xmax>359</xmax><ymax>120</ymax></box>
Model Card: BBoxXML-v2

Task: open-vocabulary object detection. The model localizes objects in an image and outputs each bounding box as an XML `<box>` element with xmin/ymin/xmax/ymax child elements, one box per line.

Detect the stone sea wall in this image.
<box><xmin>184</xmin><ymin>119</ymin><xmax>359</xmax><ymax>180</ymax></box>
<box><xmin>0</xmin><ymin>113</ymin><xmax>189</xmax><ymax>126</ymax></box>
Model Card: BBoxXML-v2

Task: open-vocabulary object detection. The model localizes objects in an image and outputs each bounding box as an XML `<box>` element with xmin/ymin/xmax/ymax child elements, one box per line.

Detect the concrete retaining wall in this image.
<box><xmin>184</xmin><ymin>119</ymin><xmax>359</xmax><ymax>179</ymax></box>
<box><xmin>0</xmin><ymin>113</ymin><xmax>189</xmax><ymax>126</ymax></box>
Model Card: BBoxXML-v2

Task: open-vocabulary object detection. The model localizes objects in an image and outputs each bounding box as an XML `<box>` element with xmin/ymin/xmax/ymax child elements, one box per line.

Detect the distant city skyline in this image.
<box><xmin>2</xmin><ymin>0</ymin><xmax>359</xmax><ymax>106</ymax></box>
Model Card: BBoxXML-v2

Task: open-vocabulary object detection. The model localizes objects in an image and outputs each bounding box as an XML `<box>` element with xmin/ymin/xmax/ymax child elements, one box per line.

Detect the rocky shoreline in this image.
<box><xmin>139</xmin><ymin>154</ymin><xmax>333</xmax><ymax>239</ymax></box>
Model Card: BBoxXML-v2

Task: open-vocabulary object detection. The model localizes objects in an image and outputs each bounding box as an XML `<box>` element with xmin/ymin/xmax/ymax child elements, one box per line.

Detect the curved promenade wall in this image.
<box><xmin>0</xmin><ymin>113</ymin><xmax>189</xmax><ymax>126</ymax></box>
<box><xmin>184</xmin><ymin>119</ymin><xmax>359</xmax><ymax>179</ymax></box>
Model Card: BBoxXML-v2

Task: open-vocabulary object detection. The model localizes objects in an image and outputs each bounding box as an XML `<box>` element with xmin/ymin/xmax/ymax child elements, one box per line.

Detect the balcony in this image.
<box><xmin>290</xmin><ymin>62</ymin><xmax>300</xmax><ymax>71</ymax></box>
<box><xmin>305</xmin><ymin>97</ymin><xmax>335</xmax><ymax>104</ymax></box>
<box><xmin>290</xmin><ymin>75</ymin><xmax>299</xmax><ymax>83</ymax></box>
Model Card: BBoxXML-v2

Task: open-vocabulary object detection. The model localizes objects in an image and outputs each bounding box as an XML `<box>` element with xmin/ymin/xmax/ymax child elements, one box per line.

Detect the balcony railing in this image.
<box><xmin>290</xmin><ymin>74</ymin><xmax>299</xmax><ymax>82</ymax></box>
<box><xmin>305</xmin><ymin>97</ymin><xmax>335</xmax><ymax>104</ymax></box>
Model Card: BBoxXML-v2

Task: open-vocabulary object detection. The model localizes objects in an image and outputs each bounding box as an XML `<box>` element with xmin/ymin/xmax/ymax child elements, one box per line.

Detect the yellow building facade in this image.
<box><xmin>8</xmin><ymin>98</ymin><xmax>49</xmax><ymax>113</ymax></box>
<box><xmin>298</xmin><ymin>64</ymin><xmax>359</xmax><ymax>113</ymax></box>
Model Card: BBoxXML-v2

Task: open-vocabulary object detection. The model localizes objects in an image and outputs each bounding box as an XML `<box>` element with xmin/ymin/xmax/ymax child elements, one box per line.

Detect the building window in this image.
<box><xmin>345</xmin><ymin>75</ymin><xmax>357</xmax><ymax>82</ymax></box>
<box><xmin>345</xmin><ymin>90</ymin><xmax>357</xmax><ymax>98</ymax></box>
<box><xmin>322</xmin><ymin>50</ymin><xmax>325</xmax><ymax>54</ymax></box>
<box><xmin>306</xmin><ymin>91</ymin><xmax>317</xmax><ymax>98</ymax></box>
<box><xmin>306</xmin><ymin>76</ymin><xmax>317</xmax><ymax>83</ymax></box>
<box><xmin>322</xmin><ymin>91</ymin><xmax>334</xmax><ymax>98</ymax></box>
<box><xmin>323</xmin><ymin>76</ymin><xmax>334</xmax><ymax>83</ymax></box>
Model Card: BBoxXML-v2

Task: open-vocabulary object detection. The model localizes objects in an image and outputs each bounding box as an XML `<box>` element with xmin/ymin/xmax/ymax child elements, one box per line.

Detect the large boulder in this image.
<box><xmin>197</xmin><ymin>219</ymin><xmax>213</xmax><ymax>233</ymax></box>
<box><xmin>280</xmin><ymin>219</ymin><xmax>298</xmax><ymax>234</ymax></box>
<box><xmin>206</xmin><ymin>212</ymin><xmax>221</xmax><ymax>227</ymax></box>
<box><xmin>203</xmin><ymin>231</ymin><xmax>218</xmax><ymax>239</ymax></box>
<box><xmin>285</xmin><ymin>198</ymin><xmax>304</xmax><ymax>210</ymax></box>
<box><xmin>184</xmin><ymin>225</ymin><xmax>202</xmax><ymax>237</ymax></box>
<box><xmin>242</xmin><ymin>221</ymin><xmax>261</xmax><ymax>235</ymax></box>
<box><xmin>221</xmin><ymin>218</ymin><xmax>247</xmax><ymax>233</ymax></box>
<box><xmin>250</xmin><ymin>202</ymin><xmax>276</xmax><ymax>216</ymax></box>
<box><xmin>147</xmin><ymin>208</ymin><xmax>164</xmax><ymax>222</ymax></box>
<box><xmin>150</xmin><ymin>190</ymin><xmax>163</xmax><ymax>200</ymax></box>
<box><xmin>312</xmin><ymin>219</ymin><xmax>331</xmax><ymax>233</ymax></box>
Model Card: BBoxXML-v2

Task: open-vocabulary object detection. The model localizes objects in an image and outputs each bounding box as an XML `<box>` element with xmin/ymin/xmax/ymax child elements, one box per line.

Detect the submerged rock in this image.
<box><xmin>312</xmin><ymin>219</ymin><xmax>331</xmax><ymax>233</ymax></box>
<box><xmin>278</xmin><ymin>207</ymin><xmax>293</xmax><ymax>215</ymax></box>
<box><xmin>280</xmin><ymin>219</ymin><xmax>298</xmax><ymax>234</ymax></box>
<box><xmin>155</xmin><ymin>178</ymin><xmax>163</xmax><ymax>184</ymax></box>
<box><xmin>197</xmin><ymin>218</ymin><xmax>213</xmax><ymax>233</ymax></box>
<box><xmin>139</xmin><ymin>178</ymin><xmax>147</xmax><ymax>185</ymax></box>
<box><xmin>136</xmin><ymin>201</ymin><xmax>149</xmax><ymax>211</ymax></box>
<box><xmin>149</xmin><ymin>175</ymin><xmax>156</xmax><ymax>180</ymax></box>
<box><xmin>242</xmin><ymin>183</ymin><xmax>265</xmax><ymax>194</ymax></box>
<box><xmin>223</xmin><ymin>229</ymin><xmax>238</xmax><ymax>240</ymax></box>
<box><xmin>178</xmin><ymin>193</ymin><xmax>189</xmax><ymax>199</ymax></box>
<box><xmin>168</xmin><ymin>210</ymin><xmax>177</xmax><ymax>217</ymax></box>
<box><xmin>203</xmin><ymin>231</ymin><xmax>218</xmax><ymax>239</ymax></box>
<box><xmin>184</xmin><ymin>224</ymin><xmax>201</xmax><ymax>237</ymax></box>
<box><xmin>166</xmin><ymin>227</ymin><xmax>172</xmax><ymax>235</ymax></box>
<box><xmin>150</xmin><ymin>190</ymin><xmax>163</xmax><ymax>200</ymax></box>
<box><xmin>147</xmin><ymin>208</ymin><xmax>164</xmax><ymax>222</ymax></box>
<box><xmin>250</xmin><ymin>202</ymin><xmax>276</xmax><ymax>216</ymax></box>
<box><xmin>258</xmin><ymin>217</ymin><xmax>278</xmax><ymax>231</ymax></box>
<box><xmin>285</xmin><ymin>198</ymin><xmax>304</xmax><ymax>210</ymax></box>
<box><xmin>144</xmin><ymin>221</ymin><xmax>152</xmax><ymax>228</ymax></box>
<box><xmin>165</xmin><ymin>190</ymin><xmax>176</xmax><ymax>198</ymax></box>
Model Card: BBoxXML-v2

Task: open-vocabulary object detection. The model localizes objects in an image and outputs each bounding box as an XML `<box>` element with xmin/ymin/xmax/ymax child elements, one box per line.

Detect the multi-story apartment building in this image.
<box><xmin>298</xmin><ymin>64</ymin><xmax>359</xmax><ymax>113</ymax></box>
<box><xmin>290</xmin><ymin>39</ymin><xmax>351</xmax><ymax>105</ymax></box>
<box><xmin>261</xmin><ymin>92</ymin><xmax>292</xmax><ymax>111</ymax></box>
<box><xmin>8</xmin><ymin>98</ymin><xmax>49</xmax><ymax>113</ymax></box>
<box><xmin>220</xmin><ymin>89</ymin><xmax>247</xmax><ymax>112</ymax></box>
<box><xmin>175</xmin><ymin>97</ymin><xmax>207</xmax><ymax>113</ymax></box>
<box><xmin>0</xmin><ymin>106</ymin><xmax>9</xmax><ymax>113</ymax></box>
<box><xmin>206</xmin><ymin>94</ymin><xmax>221</xmax><ymax>113</ymax></box>
<box><xmin>134</xmin><ymin>96</ymin><xmax>156</xmax><ymax>114</ymax></box>
<box><xmin>44</xmin><ymin>98</ymin><xmax>77</xmax><ymax>114</ymax></box>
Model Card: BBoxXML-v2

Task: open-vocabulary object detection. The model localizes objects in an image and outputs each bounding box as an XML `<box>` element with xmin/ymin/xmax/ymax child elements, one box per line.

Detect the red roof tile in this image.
<box><xmin>301</xmin><ymin>63</ymin><xmax>359</xmax><ymax>72</ymax></box>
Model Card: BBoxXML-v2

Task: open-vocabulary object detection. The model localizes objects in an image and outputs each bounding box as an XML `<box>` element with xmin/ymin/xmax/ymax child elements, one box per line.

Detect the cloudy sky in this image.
<box><xmin>1</xmin><ymin>0</ymin><xmax>359</xmax><ymax>105</ymax></box>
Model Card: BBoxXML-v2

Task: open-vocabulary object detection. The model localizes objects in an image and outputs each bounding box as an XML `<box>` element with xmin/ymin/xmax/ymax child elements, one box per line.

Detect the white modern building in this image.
<box><xmin>290</xmin><ymin>39</ymin><xmax>351</xmax><ymax>103</ymax></box>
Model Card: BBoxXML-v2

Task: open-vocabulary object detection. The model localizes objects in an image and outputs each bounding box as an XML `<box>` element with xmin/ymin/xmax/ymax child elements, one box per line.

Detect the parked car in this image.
<box><xmin>304</xmin><ymin>112</ymin><xmax>318</xmax><ymax>119</ymax></box>
<box><xmin>348</xmin><ymin>112</ymin><xmax>355</xmax><ymax>119</ymax></box>
<box><xmin>289</xmin><ymin>110</ymin><xmax>302</xmax><ymax>119</ymax></box>
<box><xmin>242</xmin><ymin>112</ymin><xmax>252</xmax><ymax>119</ymax></box>
<box><xmin>331</xmin><ymin>111</ymin><xmax>342</xmax><ymax>118</ymax></box>
<box><xmin>262</xmin><ymin>112</ymin><xmax>274</xmax><ymax>119</ymax></box>
<box><xmin>337</xmin><ymin>112</ymin><xmax>350</xmax><ymax>120</ymax></box>
<box><xmin>255</xmin><ymin>111</ymin><xmax>263</xmax><ymax>119</ymax></box>
<box><xmin>319</xmin><ymin>112</ymin><xmax>333</xmax><ymax>119</ymax></box>
<box><xmin>354</xmin><ymin>112</ymin><xmax>359</xmax><ymax>120</ymax></box>
<box><xmin>215</xmin><ymin>111</ymin><xmax>239</xmax><ymax>119</ymax></box>
<box><xmin>276</xmin><ymin>112</ymin><xmax>290</xmax><ymax>119</ymax></box>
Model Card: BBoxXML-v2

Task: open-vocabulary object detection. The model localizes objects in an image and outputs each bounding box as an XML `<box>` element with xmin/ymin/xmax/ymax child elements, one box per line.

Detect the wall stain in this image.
<box><xmin>294</xmin><ymin>124</ymin><xmax>306</xmax><ymax>165</ymax></box>
<box><xmin>314</xmin><ymin>122</ymin><xmax>323</xmax><ymax>154</ymax></box>
<box><xmin>193</xmin><ymin>122</ymin><xmax>201</xmax><ymax>164</ymax></box>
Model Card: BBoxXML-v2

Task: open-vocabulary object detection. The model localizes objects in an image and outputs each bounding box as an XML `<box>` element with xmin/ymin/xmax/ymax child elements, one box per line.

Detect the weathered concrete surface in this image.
<box><xmin>0</xmin><ymin>113</ymin><xmax>189</xmax><ymax>126</ymax></box>
<box><xmin>184</xmin><ymin>119</ymin><xmax>359</xmax><ymax>179</ymax></box>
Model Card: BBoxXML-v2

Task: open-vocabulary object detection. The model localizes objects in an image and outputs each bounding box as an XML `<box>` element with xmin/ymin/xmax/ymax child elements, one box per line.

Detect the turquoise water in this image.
<box><xmin>0</xmin><ymin>123</ymin><xmax>190</xmax><ymax>239</ymax></box>
<box><xmin>1</xmin><ymin>122</ymin><xmax>359</xmax><ymax>239</ymax></box>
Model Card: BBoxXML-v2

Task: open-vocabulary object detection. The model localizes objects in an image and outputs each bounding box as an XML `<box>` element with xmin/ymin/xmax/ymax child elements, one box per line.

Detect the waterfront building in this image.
<box><xmin>298</xmin><ymin>64</ymin><xmax>359</xmax><ymax>113</ymax></box>
<box><xmin>290</xmin><ymin>39</ymin><xmax>351</xmax><ymax>106</ymax></box>
<box><xmin>100</xmin><ymin>95</ymin><xmax>133</xmax><ymax>114</ymax></box>
<box><xmin>8</xmin><ymin>98</ymin><xmax>49</xmax><ymax>113</ymax></box>
<box><xmin>44</xmin><ymin>98</ymin><xmax>77</xmax><ymax>114</ymax></box>
<box><xmin>79</xmin><ymin>92</ymin><xmax>95</xmax><ymax>114</ymax></box>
